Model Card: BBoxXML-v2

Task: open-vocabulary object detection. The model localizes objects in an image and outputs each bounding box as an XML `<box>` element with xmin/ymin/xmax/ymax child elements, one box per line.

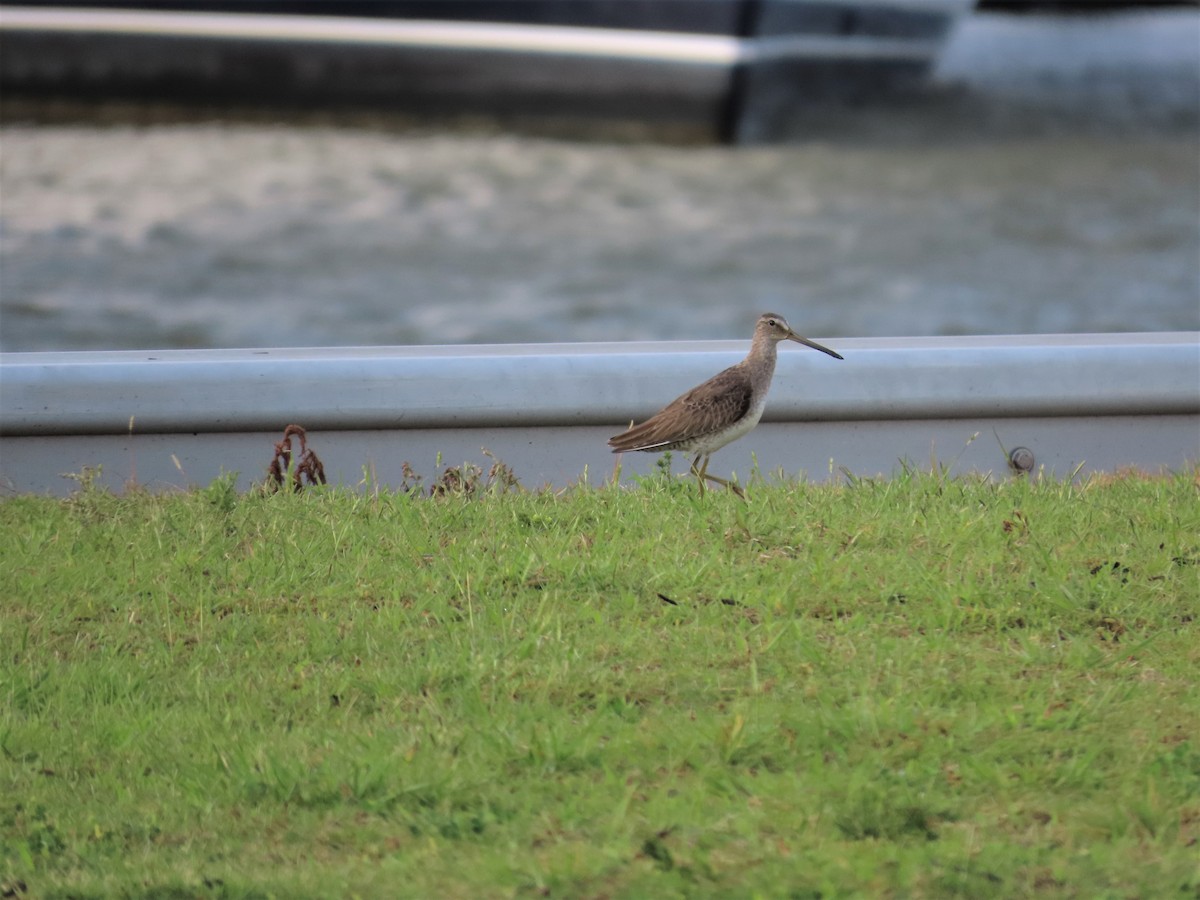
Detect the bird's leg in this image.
<box><xmin>690</xmin><ymin>455</ymin><xmax>707</xmax><ymax>497</ymax></box>
<box><xmin>703</xmin><ymin>470</ymin><xmax>746</xmax><ymax>499</ymax></box>
<box><xmin>692</xmin><ymin>455</ymin><xmax>745</xmax><ymax>500</ymax></box>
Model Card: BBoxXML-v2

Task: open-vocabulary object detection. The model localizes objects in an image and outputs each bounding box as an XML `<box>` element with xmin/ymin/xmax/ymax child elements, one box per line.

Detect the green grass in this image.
<box><xmin>2</xmin><ymin>465</ymin><xmax>1198</xmax><ymax>898</ymax></box>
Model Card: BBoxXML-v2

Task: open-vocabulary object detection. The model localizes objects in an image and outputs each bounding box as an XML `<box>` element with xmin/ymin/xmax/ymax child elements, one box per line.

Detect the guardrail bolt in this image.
<box><xmin>1008</xmin><ymin>446</ymin><xmax>1035</xmax><ymax>475</ymax></box>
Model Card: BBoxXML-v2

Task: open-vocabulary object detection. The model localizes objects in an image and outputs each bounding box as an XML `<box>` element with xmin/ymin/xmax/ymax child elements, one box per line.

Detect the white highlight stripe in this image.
<box><xmin>0</xmin><ymin>7</ymin><xmax>742</xmax><ymax>64</ymax></box>
<box><xmin>0</xmin><ymin>6</ymin><xmax>946</xmax><ymax>66</ymax></box>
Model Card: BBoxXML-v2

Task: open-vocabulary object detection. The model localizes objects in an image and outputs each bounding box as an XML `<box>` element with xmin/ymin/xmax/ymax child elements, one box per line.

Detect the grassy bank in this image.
<box><xmin>2</xmin><ymin>468</ymin><xmax>1198</xmax><ymax>898</ymax></box>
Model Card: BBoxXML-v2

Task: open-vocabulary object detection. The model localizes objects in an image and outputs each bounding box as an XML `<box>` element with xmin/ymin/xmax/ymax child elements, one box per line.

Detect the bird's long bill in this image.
<box><xmin>787</xmin><ymin>331</ymin><xmax>844</xmax><ymax>360</ymax></box>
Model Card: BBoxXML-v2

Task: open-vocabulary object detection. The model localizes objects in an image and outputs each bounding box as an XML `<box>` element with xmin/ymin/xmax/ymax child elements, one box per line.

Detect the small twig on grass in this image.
<box><xmin>265</xmin><ymin>424</ymin><xmax>327</xmax><ymax>492</ymax></box>
<box><xmin>482</xmin><ymin>447</ymin><xmax>522</xmax><ymax>493</ymax></box>
<box><xmin>430</xmin><ymin>461</ymin><xmax>484</xmax><ymax>497</ymax></box>
<box><xmin>422</xmin><ymin>448</ymin><xmax>523</xmax><ymax>498</ymax></box>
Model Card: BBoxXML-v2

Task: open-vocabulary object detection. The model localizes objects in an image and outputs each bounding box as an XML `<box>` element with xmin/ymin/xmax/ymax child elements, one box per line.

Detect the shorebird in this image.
<box><xmin>608</xmin><ymin>312</ymin><xmax>843</xmax><ymax>497</ymax></box>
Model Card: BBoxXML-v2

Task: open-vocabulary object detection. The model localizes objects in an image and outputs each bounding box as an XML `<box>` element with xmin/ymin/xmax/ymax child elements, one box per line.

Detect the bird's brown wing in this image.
<box><xmin>608</xmin><ymin>363</ymin><xmax>752</xmax><ymax>452</ymax></box>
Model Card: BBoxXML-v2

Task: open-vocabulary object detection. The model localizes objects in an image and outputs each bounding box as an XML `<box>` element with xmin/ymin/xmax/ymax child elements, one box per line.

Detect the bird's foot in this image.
<box><xmin>700</xmin><ymin>473</ymin><xmax>746</xmax><ymax>500</ymax></box>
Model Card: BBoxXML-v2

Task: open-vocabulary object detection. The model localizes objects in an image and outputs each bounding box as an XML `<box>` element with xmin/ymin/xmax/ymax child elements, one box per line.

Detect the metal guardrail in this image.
<box><xmin>2</xmin><ymin>333</ymin><xmax>1197</xmax><ymax>494</ymax></box>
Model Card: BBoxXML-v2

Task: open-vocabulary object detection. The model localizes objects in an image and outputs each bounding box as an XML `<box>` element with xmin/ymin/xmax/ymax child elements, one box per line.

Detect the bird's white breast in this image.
<box><xmin>691</xmin><ymin>392</ymin><xmax>768</xmax><ymax>456</ymax></box>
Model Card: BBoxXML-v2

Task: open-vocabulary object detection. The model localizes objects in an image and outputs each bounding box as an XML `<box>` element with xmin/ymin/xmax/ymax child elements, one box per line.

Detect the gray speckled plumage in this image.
<box><xmin>609</xmin><ymin>312</ymin><xmax>842</xmax><ymax>495</ymax></box>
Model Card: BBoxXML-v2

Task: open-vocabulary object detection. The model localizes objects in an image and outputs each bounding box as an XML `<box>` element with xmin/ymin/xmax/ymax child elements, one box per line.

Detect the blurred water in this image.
<box><xmin>1</xmin><ymin>10</ymin><xmax>1197</xmax><ymax>351</ymax></box>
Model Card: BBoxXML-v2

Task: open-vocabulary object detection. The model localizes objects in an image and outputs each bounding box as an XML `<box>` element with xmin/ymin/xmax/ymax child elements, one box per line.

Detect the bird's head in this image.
<box><xmin>757</xmin><ymin>312</ymin><xmax>843</xmax><ymax>360</ymax></box>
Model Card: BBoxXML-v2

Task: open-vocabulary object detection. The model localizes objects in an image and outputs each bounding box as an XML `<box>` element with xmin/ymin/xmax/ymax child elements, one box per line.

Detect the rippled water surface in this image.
<box><xmin>1</xmin><ymin>11</ymin><xmax>1197</xmax><ymax>351</ymax></box>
